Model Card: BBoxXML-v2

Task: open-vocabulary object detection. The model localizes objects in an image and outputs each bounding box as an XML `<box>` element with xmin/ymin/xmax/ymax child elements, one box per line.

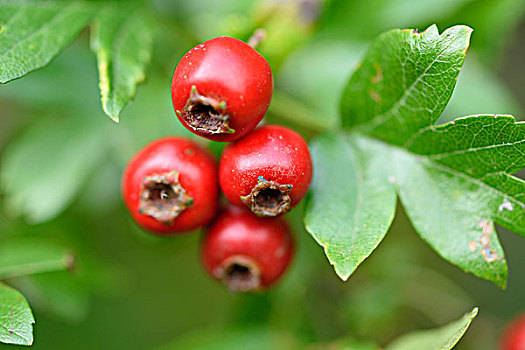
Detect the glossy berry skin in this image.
<box><xmin>501</xmin><ymin>313</ymin><xmax>525</xmax><ymax>350</ymax></box>
<box><xmin>201</xmin><ymin>205</ymin><xmax>294</xmax><ymax>292</ymax></box>
<box><xmin>171</xmin><ymin>36</ymin><xmax>273</xmax><ymax>142</ymax></box>
<box><xmin>219</xmin><ymin>124</ymin><xmax>312</xmax><ymax>217</ymax></box>
<box><xmin>122</xmin><ymin>137</ymin><xmax>218</xmax><ymax>234</ymax></box>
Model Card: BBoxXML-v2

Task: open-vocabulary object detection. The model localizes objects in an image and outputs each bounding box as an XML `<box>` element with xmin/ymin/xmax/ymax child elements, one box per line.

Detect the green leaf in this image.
<box><xmin>304</xmin><ymin>132</ymin><xmax>396</xmax><ymax>280</ymax></box>
<box><xmin>0</xmin><ymin>1</ymin><xmax>93</xmax><ymax>83</ymax></box>
<box><xmin>378</xmin><ymin>138</ymin><xmax>508</xmax><ymax>288</ymax></box>
<box><xmin>0</xmin><ymin>40</ymin><xmax>104</xmax><ymax>111</ymax></box>
<box><xmin>403</xmin><ymin>115</ymin><xmax>525</xmax><ymax>236</ymax></box>
<box><xmin>341</xmin><ymin>25</ymin><xmax>472</xmax><ymax>146</ymax></box>
<box><xmin>307</xmin><ymin>25</ymin><xmax>525</xmax><ymax>286</ymax></box>
<box><xmin>344</xmin><ymin>118</ymin><xmax>523</xmax><ymax>289</ymax></box>
<box><xmin>1</xmin><ymin>117</ymin><xmax>107</xmax><ymax>223</ymax></box>
<box><xmin>0</xmin><ymin>238</ymin><xmax>73</xmax><ymax>279</ymax></box>
<box><xmin>329</xmin><ymin>24</ymin><xmax>524</xmax><ymax>288</ymax></box>
<box><xmin>90</xmin><ymin>5</ymin><xmax>155</xmax><ymax>122</ymax></box>
<box><xmin>0</xmin><ymin>283</ymin><xmax>34</xmax><ymax>346</ymax></box>
<box><xmin>385</xmin><ymin>307</ymin><xmax>478</xmax><ymax>350</ymax></box>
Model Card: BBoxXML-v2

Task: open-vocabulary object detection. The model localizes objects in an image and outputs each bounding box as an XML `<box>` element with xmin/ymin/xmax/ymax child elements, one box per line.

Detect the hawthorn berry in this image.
<box><xmin>501</xmin><ymin>313</ymin><xmax>525</xmax><ymax>350</ymax></box>
<box><xmin>219</xmin><ymin>124</ymin><xmax>312</xmax><ymax>217</ymax></box>
<box><xmin>171</xmin><ymin>36</ymin><xmax>273</xmax><ymax>142</ymax></box>
<box><xmin>122</xmin><ymin>137</ymin><xmax>218</xmax><ymax>234</ymax></box>
<box><xmin>201</xmin><ymin>205</ymin><xmax>294</xmax><ymax>292</ymax></box>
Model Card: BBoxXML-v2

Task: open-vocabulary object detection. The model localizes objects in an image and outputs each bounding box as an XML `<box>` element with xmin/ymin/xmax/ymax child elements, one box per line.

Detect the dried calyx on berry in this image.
<box><xmin>240</xmin><ymin>176</ymin><xmax>293</xmax><ymax>217</ymax></box>
<box><xmin>215</xmin><ymin>255</ymin><xmax>261</xmax><ymax>292</ymax></box>
<box><xmin>177</xmin><ymin>86</ymin><xmax>234</xmax><ymax>135</ymax></box>
<box><xmin>139</xmin><ymin>171</ymin><xmax>193</xmax><ymax>225</ymax></box>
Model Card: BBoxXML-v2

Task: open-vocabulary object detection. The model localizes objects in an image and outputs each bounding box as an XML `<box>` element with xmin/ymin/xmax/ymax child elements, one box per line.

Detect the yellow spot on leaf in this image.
<box><xmin>368</xmin><ymin>88</ymin><xmax>382</xmax><ymax>102</ymax></box>
<box><xmin>371</xmin><ymin>63</ymin><xmax>383</xmax><ymax>84</ymax></box>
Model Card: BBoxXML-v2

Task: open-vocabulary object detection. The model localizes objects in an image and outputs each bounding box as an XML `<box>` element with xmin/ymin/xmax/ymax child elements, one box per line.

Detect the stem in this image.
<box><xmin>248</xmin><ymin>28</ymin><xmax>267</xmax><ymax>49</ymax></box>
<box><xmin>0</xmin><ymin>252</ymin><xmax>74</xmax><ymax>280</ymax></box>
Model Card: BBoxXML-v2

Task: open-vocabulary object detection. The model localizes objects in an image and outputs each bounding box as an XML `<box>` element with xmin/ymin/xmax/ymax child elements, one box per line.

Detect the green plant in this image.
<box><xmin>1</xmin><ymin>0</ymin><xmax>524</xmax><ymax>348</ymax></box>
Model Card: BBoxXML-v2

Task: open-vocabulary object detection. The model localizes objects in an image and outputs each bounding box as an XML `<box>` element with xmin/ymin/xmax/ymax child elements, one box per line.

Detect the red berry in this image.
<box><xmin>171</xmin><ymin>36</ymin><xmax>273</xmax><ymax>142</ymax></box>
<box><xmin>501</xmin><ymin>313</ymin><xmax>525</xmax><ymax>350</ymax></box>
<box><xmin>122</xmin><ymin>137</ymin><xmax>218</xmax><ymax>234</ymax></box>
<box><xmin>219</xmin><ymin>124</ymin><xmax>312</xmax><ymax>217</ymax></box>
<box><xmin>201</xmin><ymin>205</ymin><xmax>294</xmax><ymax>292</ymax></box>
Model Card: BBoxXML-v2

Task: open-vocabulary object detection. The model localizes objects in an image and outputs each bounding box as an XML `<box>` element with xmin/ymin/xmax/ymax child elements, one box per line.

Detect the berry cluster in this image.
<box><xmin>122</xmin><ymin>36</ymin><xmax>312</xmax><ymax>292</ymax></box>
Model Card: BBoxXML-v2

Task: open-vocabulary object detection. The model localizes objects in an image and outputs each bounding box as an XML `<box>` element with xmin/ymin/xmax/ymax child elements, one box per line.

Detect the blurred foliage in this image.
<box><xmin>1</xmin><ymin>0</ymin><xmax>525</xmax><ymax>349</ymax></box>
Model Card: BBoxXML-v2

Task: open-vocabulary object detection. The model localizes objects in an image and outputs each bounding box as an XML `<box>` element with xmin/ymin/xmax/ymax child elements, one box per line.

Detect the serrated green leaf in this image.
<box><xmin>90</xmin><ymin>5</ymin><xmax>154</xmax><ymax>122</ymax></box>
<box><xmin>304</xmin><ymin>132</ymin><xmax>396</xmax><ymax>280</ymax></box>
<box><xmin>0</xmin><ymin>283</ymin><xmax>34</xmax><ymax>346</ymax></box>
<box><xmin>312</xmin><ymin>24</ymin><xmax>525</xmax><ymax>287</ymax></box>
<box><xmin>347</xmin><ymin>116</ymin><xmax>523</xmax><ymax>288</ymax></box>
<box><xmin>381</xmin><ymin>144</ymin><xmax>508</xmax><ymax>288</ymax></box>
<box><xmin>404</xmin><ymin>115</ymin><xmax>525</xmax><ymax>235</ymax></box>
<box><xmin>341</xmin><ymin>24</ymin><xmax>472</xmax><ymax>146</ymax></box>
<box><xmin>0</xmin><ymin>238</ymin><xmax>73</xmax><ymax>279</ymax></box>
<box><xmin>385</xmin><ymin>307</ymin><xmax>478</xmax><ymax>350</ymax></box>
<box><xmin>1</xmin><ymin>117</ymin><xmax>107</xmax><ymax>223</ymax></box>
<box><xmin>0</xmin><ymin>1</ymin><xmax>93</xmax><ymax>83</ymax></box>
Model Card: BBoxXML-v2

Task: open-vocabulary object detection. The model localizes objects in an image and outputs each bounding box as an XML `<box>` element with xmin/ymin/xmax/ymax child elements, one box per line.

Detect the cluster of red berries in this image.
<box><xmin>122</xmin><ymin>37</ymin><xmax>313</xmax><ymax>292</ymax></box>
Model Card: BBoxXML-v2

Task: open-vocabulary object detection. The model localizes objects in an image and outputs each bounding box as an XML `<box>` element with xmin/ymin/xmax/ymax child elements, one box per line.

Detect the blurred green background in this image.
<box><xmin>1</xmin><ymin>0</ymin><xmax>524</xmax><ymax>349</ymax></box>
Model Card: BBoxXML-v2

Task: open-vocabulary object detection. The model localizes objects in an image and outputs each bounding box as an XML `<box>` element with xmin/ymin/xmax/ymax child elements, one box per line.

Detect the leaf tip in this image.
<box><xmin>103</xmin><ymin>107</ymin><xmax>120</xmax><ymax>123</ymax></box>
<box><xmin>497</xmin><ymin>277</ymin><xmax>508</xmax><ymax>290</ymax></box>
<box><xmin>443</xmin><ymin>25</ymin><xmax>473</xmax><ymax>55</ymax></box>
<box><xmin>333</xmin><ymin>258</ymin><xmax>359</xmax><ymax>282</ymax></box>
<box><xmin>335</xmin><ymin>268</ymin><xmax>351</xmax><ymax>282</ymax></box>
<box><xmin>422</xmin><ymin>23</ymin><xmax>439</xmax><ymax>35</ymax></box>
